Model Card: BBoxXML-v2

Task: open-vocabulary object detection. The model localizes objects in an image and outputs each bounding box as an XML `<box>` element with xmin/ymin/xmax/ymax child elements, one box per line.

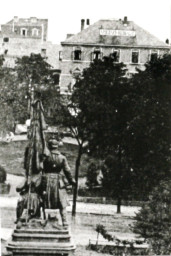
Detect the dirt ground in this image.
<box><xmin>1</xmin><ymin>207</ymin><xmax>137</xmax><ymax>256</ymax></box>
<box><xmin>0</xmin><ymin>173</ymin><xmax>140</xmax><ymax>255</ymax></box>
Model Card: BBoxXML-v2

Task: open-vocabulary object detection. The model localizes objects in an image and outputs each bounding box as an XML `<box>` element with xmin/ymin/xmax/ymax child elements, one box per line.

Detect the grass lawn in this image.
<box><xmin>1</xmin><ymin>207</ymin><xmax>136</xmax><ymax>256</ymax></box>
<box><xmin>0</xmin><ymin>139</ymin><xmax>142</xmax><ymax>255</ymax></box>
<box><xmin>0</xmin><ymin>140</ymin><xmax>93</xmax><ymax>177</ymax></box>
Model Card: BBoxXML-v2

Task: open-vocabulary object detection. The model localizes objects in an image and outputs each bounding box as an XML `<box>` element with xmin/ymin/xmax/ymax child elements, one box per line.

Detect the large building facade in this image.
<box><xmin>59</xmin><ymin>17</ymin><xmax>170</xmax><ymax>94</ymax></box>
<box><xmin>0</xmin><ymin>16</ymin><xmax>61</xmax><ymax>71</ymax></box>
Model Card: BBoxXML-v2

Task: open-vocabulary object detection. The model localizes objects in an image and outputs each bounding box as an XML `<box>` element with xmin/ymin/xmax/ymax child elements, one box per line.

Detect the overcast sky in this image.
<box><xmin>0</xmin><ymin>0</ymin><xmax>170</xmax><ymax>44</ymax></box>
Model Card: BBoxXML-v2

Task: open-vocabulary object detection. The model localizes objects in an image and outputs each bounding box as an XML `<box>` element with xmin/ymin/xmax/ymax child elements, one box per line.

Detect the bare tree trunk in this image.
<box><xmin>117</xmin><ymin>196</ymin><xmax>121</xmax><ymax>213</ymax></box>
<box><xmin>72</xmin><ymin>145</ymin><xmax>82</xmax><ymax>216</ymax></box>
<box><xmin>117</xmin><ymin>145</ymin><xmax>122</xmax><ymax>214</ymax></box>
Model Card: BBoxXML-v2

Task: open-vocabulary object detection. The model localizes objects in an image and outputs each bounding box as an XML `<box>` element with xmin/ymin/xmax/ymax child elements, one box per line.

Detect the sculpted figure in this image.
<box><xmin>15</xmin><ymin>173</ymin><xmax>44</xmax><ymax>223</ymax></box>
<box><xmin>42</xmin><ymin>139</ymin><xmax>76</xmax><ymax>227</ymax></box>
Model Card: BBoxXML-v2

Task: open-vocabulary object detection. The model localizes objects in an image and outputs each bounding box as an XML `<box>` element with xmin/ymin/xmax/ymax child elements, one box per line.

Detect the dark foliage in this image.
<box><xmin>0</xmin><ymin>165</ymin><xmax>7</xmax><ymax>183</ymax></box>
<box><xmin>132</xmin><ymin>179</ymin><xmax>171</xmax><ymax>254</ymax></box>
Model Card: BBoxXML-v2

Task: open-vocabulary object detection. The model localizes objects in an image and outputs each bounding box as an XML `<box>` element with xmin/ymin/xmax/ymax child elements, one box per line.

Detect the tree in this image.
<box><xmin>0</xmin><ymin>55</ymin><xmax>28</xmax><ymax>133</ymax></box>
<box><xmin>71</xmin><ymin>56</ymin><xmax>133</xmax><ymax>213</ymax></box>
<box><xmin>70</xmin><ymin>54</ymin><xmax>171</xmax><ymax>212</ymax></box>
<box><xmin>86</xmin><ymin>161</ymin><xmax>102</xmax><ymax>189</ymax></box>
<box><xmin>15</xmin><ymin>53</ymin><xmax>60</xmax><ymax>123</ymax></box>
<box><xmin>101</xmin><ymin>155</ymin><xmax>133</xmax><ymax>213</ymax></box>
<box><xmin>127</xmin><ymin>54</ymin><xmax>171</xmax><ymax>197</ymax></box>
<box><xmin>0</xmin><ymin>165</ymin><xmax>7</xmax><ymax>183</ymax></box>
<box><xmin>0</xmin><ymin>53</ymin><xmax>61</xmax><ymax>134</ymax></box>
<box><xmin>15</xmin><ymin>53</ymin><xmax>52</xmax><ymax>86</ymax></box>
<box><xmin>57</xmin><ymin>96</ymin><xmax>88</xmax><ymax>216</ymax></box>
<box><xmin>132</xmin><ymin>179</ymin><xmax>171</xmax><ymax>254</ymax></box>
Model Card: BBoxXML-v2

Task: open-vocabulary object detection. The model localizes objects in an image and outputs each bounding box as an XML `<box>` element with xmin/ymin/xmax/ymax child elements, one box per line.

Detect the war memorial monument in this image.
<box><xmin>4</xmin><ymin>98</ymin><xmax>76</xmax><ymax>256</ymax></box>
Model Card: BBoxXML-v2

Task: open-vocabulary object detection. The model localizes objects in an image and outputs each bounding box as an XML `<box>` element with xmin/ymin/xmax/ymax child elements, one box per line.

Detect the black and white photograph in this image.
<box><xmin>0</xmin><ymin>0</ymin><xmax>171</xmax><ymax>255</ymax></box>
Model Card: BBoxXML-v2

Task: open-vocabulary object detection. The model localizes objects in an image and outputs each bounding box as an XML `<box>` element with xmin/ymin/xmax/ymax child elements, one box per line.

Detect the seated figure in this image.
<box><xmin>16</xmin><ymin>173</ymin><xmax>44</xmax><ymax>223</ymax></box>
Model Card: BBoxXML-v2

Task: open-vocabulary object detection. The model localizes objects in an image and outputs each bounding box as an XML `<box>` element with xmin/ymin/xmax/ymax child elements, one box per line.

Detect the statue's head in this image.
<box><xmin>48</xmin><ymin>139</ymin><xmax>59</xmax><ymax>149</ymax></box>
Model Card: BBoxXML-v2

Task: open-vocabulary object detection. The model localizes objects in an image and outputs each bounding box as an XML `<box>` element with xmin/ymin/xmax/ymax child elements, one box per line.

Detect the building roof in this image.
<box><xmin>62</xmin><ymin>18</ymin><xmax>169</xmax><ymax>48</ymax></box>
<box><xmin>7</xmin><ymin>17</ymin><xmax>48</xmax><ymax>27</ymax></box>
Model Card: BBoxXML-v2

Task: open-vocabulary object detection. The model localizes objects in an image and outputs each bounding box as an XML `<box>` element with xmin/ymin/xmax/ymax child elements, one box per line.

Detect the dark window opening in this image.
<box><xmin>41</xmin><ymin>49</ymin><xmax>46</xmax><ymax>57</ymax></box>
<box><xmin>22</xmin><ymin>30</ymin><xmax>26</xmax><ymax>36</ymax></box>
<box><xmin>3</xmin><ymin>37</ymin><xmax>9</xmax><ymax>42</ymax></box>
<box><xmin>59</xmin><ymin>51</ymin><xmax>63</xmax><ymax>61</ymax></box>
<box><xmin>52</xmin><ymin>73</ymin><xmax>60</xmax><ymax>85</ymax></box>
<box><xmin>151</xmin><ymin>53</ymin><xmax>158</xmax><ymax>62</ymax></box>
<box><xmin>112</xmin><ymin>50</ymin><xmax>120</xmax><ymax>62</ymax></box>
<box><xmin>132</xmin><ymin>51</ymin><xmax>139</xmax><ymax>64</ymax></box>
<box><xmin>4</xmin><ymin>50</ymin><xmax>8</xmax><ymax>55</ymax></box>
<box><xmin>93</xmin><ymin>51</ymin><xmax>101</xmax><ymax>60</ymax></box>
<box><xmin>74</xmin><ymin>50</ymin><xmax>81</xmax><ymax>61</ymax></box>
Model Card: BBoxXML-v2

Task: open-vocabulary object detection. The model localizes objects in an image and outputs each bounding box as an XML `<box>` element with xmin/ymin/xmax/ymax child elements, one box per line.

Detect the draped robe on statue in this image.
<box><xmin>17</xmin><ymin>99</ymin><xmax>50</xmax><ymax>220</ymax></box>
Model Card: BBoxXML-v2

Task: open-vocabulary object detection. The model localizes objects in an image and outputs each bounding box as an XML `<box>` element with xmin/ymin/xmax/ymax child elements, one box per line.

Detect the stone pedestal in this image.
<box><xmin>6</xmin><ymin>219</ymin><xmax>76</xmax><ymax>256</ymax></box>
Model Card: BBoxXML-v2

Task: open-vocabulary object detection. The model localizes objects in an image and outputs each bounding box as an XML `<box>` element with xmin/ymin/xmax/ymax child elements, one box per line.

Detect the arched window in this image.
<box><xmin>72</xmin><ymin>47</ymin><xmax>82</xmax><ymax>61</ymax></box>
<box><xmin>32</xmin><ymin>28</ymin><xmax>39</xmax><ymax>36</ymax></box>
<box><xmin>111</xmin><ymin>49</ymin><xmax>120</xmax><ymax>63</ymax></box>
<box><xmin>72</xmin><ymin>67</ymin><xmax>81</xmax><ymax>79</ymax></box>
<box><xmin>91</xmin><ymin>48</ymin><xmax>103</xmax><ymax>61</ymax></box>
<box><xmin>21</xmin><ymin>28</ymin><xmax>27</xmax><ymax>36</ymax></box>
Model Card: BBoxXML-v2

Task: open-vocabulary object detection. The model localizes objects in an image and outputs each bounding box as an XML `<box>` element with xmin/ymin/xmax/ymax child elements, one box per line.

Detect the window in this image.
<box><xmin>73</xmin><ymin>49</ymin><xmax>81</xmax><ymax>61</ymax></box>
<box><xmin>4</xmin><ymin>50</ymin><xmax>8</xmax><ymax>55</ymax></box>
<box><xmin>150</xmin><ymin>52</ymin><xmax>158</xmax><ymax>62</ymax></box>
<box><xmin>59</xmin><ymin>51</ymin><xmax>63</xmax><ymax>61</ymax></box>
<box><xmin>91</xmin><ymin>48</ymin><xmax>103</xmax><ymax>61</ymax></box>
<box><xmin>3</xmin><ymin>37</ymin><xmax>9</xmax><ymax>43</ymax></box>
<box><xmin>21</xmin><ymin>28</ymin><xmax>27</xmax><ymax>36</ymax></box>
<box><xmin>72</xmin><ymin>47</ymin><xmax>82</xmax><ymax>61</ymax></box>
<box><xmin>73</xmin><ymin>67</ymin><xmax>81</xmax><ymax>78</ymax></box>
<box><xmin>32</xmin><ymin>28</ymin><xmax>39</xmax><ymax>36</ymax></box>
<box><xmin>41</xmin><ymin>49</ymin><xmax>46</xmax><ymax>58</ymax></box>
<box><xmin>111</xmin><ymin>50</ymin><xmax>120</xmax><ymax>62</ymax></box>
<box><xmin>132</xmin><ymin>51</ymin><xmax>139</xmax><ymax>64</ymax></box>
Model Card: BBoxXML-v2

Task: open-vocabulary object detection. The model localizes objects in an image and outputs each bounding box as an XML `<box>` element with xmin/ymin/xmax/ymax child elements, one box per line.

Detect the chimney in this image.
<box><xmin>165</xmin><ymin>38</ymin><xmax>169</xmax><ymax>44</ymax></box>
<box><xmin>66</xmin><ymin>34</ymin><xmax>74</xmax><ymax>39</ymax></box>
<box><xmin>13</xmin><ymin>16</ymin><xmax>18</xmax><ymax>23</ymax></box>
<box><xmin>86</xmin><ymin>19</ymin><xmax>90</xmax><ymax>26</ymax></box>
<box><xmin>81</xmin><ymin>19</ymin><xmax>85</xmax><ymax>31</ymax></box>
<box><xmin>30</xmin><ymin>17</ymin><xmax>37</xmax><ymax>23</ymax></box>
<box><xmin>123</xmin><ymin>16</ymin><xmax>128</xmax><ymax>25</ymax></box>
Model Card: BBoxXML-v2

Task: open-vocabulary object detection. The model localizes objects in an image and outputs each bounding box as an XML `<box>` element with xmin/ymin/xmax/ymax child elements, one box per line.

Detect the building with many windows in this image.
<box><xmin>59</xmin><ymin>17</ymin><xmax>170</xmax><ymax>94</ymax></box>
<box><xmin>0</xmin><ymin>16</ymin><xmax>61</xmax><ymax>72</ymax></box>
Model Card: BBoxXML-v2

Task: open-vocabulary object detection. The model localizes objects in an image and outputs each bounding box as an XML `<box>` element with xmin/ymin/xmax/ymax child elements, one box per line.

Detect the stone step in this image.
<box><xmin>7</xmin><ymin>241</ymin><xmax>76</xmax><ymax>255</ymax></box>
<box><xmin>14</xmin><ymin>228</ymin><xmax>69</xmax><ymax>235</ymax></box>
<box><xmin>12</xmin><ymin>232</ymin><xmax>71</xmax><ymax>242</ymax></box>
<box><xmin>8</xmin><ymin>241</ymin><xmax>75</xmax><ymax>248</ymax></box>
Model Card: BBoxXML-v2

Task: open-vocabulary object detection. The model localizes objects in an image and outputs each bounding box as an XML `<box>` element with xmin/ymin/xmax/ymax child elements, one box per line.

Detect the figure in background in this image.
<box><xmin>42</xmin><ymin>139</ymin><xmax>76</xmax><ymax>228</ymax></box>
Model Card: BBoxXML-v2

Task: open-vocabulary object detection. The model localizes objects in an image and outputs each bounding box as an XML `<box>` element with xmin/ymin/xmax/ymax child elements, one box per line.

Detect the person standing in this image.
<box><xmin>42</xmin><ymin>139</ymin><xmax>76</xmax><ymax>227</ymax></box>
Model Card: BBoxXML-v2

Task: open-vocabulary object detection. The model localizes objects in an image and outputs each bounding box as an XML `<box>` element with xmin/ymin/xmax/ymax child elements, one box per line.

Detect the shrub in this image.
<box><xmin>0</xmin><ymin>165</ymin><xmax>7</xmax><ymax>183</ymax></box>
<box><xmin>132</xmin><ymin>179</ymin><xmax>171</xmax><ymax>254</ymax></box>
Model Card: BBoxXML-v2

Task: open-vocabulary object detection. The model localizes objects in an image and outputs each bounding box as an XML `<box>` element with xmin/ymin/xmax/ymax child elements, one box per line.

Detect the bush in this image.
<box><xmin>86</xmin><ymin>161</ymin><xmax>103</xmax><ymax>189</ymax></box>
<box><xmin>132</xmin><ymin>179</ymin><xmax>171</xmax><ymax>255</ymax></box>
<box><xmin>0</xmin><ymin>165</ymin><xmax>7</xmax><ymax>183</ymax></box>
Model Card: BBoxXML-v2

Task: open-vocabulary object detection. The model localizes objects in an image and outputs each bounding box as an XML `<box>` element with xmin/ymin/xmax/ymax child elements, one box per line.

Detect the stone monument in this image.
<box><xmin>5</xmin><ymin>99</ymin><xmax>76</xmax><ymax>256</ymax></box>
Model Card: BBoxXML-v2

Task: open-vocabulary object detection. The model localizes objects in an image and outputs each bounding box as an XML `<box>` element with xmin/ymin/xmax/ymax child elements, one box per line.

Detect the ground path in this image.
<box><xmin>1</xmin><ymin>174</ymin><xmax>140</xmax><ymax>250</ymax></box>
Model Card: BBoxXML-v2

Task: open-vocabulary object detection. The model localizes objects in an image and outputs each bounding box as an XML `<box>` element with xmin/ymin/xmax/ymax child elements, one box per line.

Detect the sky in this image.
<box><xmin>0</xmin><ymin>0</ymin><xmax>170</xmax><ymax>44</ymax></box>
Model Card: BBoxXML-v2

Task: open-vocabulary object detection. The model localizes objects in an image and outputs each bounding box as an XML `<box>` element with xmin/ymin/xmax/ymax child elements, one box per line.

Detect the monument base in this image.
<box><xmin>6</xmin><ymin>218</ymin><xmax>76</xmax><ymax>256</ymax></box>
